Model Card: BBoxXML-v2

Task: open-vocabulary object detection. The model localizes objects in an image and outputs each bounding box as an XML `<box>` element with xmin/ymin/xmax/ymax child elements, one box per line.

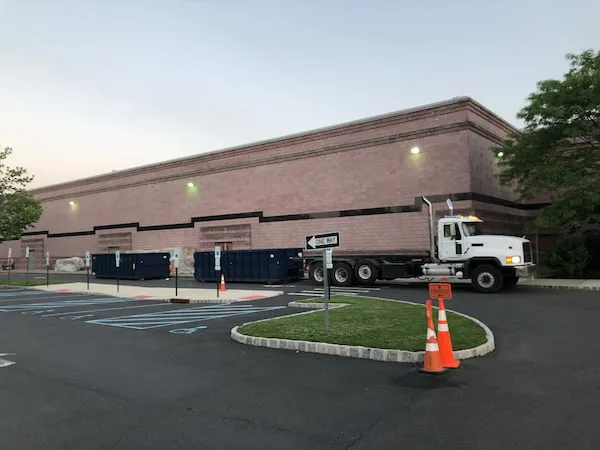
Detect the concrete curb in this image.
<box><xmin>0</xmin><ymin>284</ymin><xmax>264</xmax><ymax>304</ymax></box>
<box><xmin>519</xmin><ymin>282</ymin><xmax>600</xmax><ymax>291</ymax></box>
<box><xmin>230</xmin><ymin>296</ymin><xmax>495</xmax><ymax>363</ymax></box>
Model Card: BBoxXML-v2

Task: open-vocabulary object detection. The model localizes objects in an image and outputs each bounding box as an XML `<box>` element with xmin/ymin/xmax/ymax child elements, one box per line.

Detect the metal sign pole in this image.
<box><xmin>115</xmin><ymin>250</ymin><xmax>120</xmax><ymax>293</ymax></box>
<box><xmin>175</xmin><ymin>267</ymin><xmax>179</xmax><ymax>296</ymax></box>
<box><xmin>46</xmin><ymin>251</ymin><xmax>50</xmax><ymax>287</ymax></box>
<box><xmin>323</xmin><ymin>248</ymin><xmax>329</xmax><ymax>330</ymax></box>
<box><xmin>215</xmin><ymin>246</ymin><xmax>221</xmax><ymax>298</ymax></box>
<box><xmin>25</xmin><ymin>247</ymin><xmax>30</xmax><ymax>284</ymax></box>
<box><xmin>85</xmin><ymin>252</ymin><xmax>90</xmax><ymax>290</ymax></box>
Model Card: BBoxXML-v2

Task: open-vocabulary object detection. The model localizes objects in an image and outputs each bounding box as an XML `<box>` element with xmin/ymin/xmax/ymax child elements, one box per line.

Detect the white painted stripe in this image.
<box><xmin>312</xmin><ymin>287</ymin><xmax>380</xmax><ymax>292</ymax></box>
<box><xmin>300</xmin><ymin>290</ymin><xmax>358</xmax><ymax>296</ymax></box>
<box><xmin>439</xmin><ymin>310</ymin><xmax>447</xmax><ymax>321</ymax></box>
<box><xmin>100</xmin><ymin>311</ymin><xmax>269</xmax><ymax>322</ymax></box>
<box><xmin>426</xmin><ymin>328</ymin><xmax>436</xmax><ymax>339</ymax></box>
<box><xmin>289</xmin><ymin>293</ymin><xmax>323</xmax><ymax>297</ymax></box>
<box><xmin>0</xmin><ymin>294</ymin><xmax>88</xmax><ymax>303</ymax></box>
<box><xmin>438</xmin><ymin>323</ymin><xmax>449</xmax><ymax>332</ymax></box>
<box><xmin>41</xmin><ymin>302</ymin><xmax>162</xmax><ymax>317</ymax></box>
<box><xmin>425</xmin><ymin>343</ymin><xmax>439</xmax><ymax>351</ymax></box>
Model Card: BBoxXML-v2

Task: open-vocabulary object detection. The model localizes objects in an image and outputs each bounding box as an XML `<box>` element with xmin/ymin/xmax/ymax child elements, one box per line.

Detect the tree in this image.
<box><xmin>494</xmin><ymin>49</ymin><xmax>600</xmax><ymax>234</ymax></box>
<box><xmin>0</xmin><ymin>146</ymin><xmax>43</xmax><ymax>241</ymax></box>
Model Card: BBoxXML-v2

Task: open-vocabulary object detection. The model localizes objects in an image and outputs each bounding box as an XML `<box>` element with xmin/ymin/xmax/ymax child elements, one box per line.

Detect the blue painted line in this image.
<box><xmin>0</xmin><ymin>297</ymin><xmax>133</xmax><ymax>312</ymax></box>
<box><xmin>0</xmin><ymin>290</ymin><xmax>57</xmax><ymax>297</ymax></box>
<box><xmin>40</xmin><ymin>301</ymin><xmax>159</xmax><ymax>317</ymax></box>
<box><xmin>0</xmin><ymin>294</ymin><xmax>85</xmax><ymax>303</ymax></box>
<box><xmin>86</xmin><ymin>305</ymin><xmax>287</xmax><ymax>330</ymax></box>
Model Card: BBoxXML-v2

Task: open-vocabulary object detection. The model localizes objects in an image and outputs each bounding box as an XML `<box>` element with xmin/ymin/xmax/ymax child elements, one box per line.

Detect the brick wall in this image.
<box><xmin>13</xmin><ymin>97</ymin><xmax>541</xmax><ymax>257</ymax></box>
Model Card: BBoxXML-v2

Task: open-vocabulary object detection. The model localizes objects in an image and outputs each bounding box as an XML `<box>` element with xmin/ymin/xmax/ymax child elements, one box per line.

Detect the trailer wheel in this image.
<box><xmin>471</xmin><ymin>264</ymin><xmax>503</xmax><ymax>293</ymax></box>
<box><xmin>308</xmin><ymin>262</ymin><xmax>325</xmax><ymax>285</ymax></box>
<box><xmin>354</xmin><ymin>260</ymin><xmax>378</xmax><ymax>285</ymax></box>
<box><xmin>332</xmin><ymin>262</ymin><xmax>353</xmax><ymax>287</ymax></box>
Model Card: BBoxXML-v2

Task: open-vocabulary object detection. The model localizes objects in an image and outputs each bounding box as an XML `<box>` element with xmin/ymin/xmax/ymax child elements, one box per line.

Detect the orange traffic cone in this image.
<box><xmin>220</xmin><ymin>274</ymin><xmax>227</xmax><ymax>292</ymax></box>
<box><xmin>418</xmin><ymin>300</ymin><xmax>448</xmax><ymax>375</ymax></box>
<box><xmin>437</xmin><ymin>298</ymin><xmax>461</xmax><ymax>369</ymax></box>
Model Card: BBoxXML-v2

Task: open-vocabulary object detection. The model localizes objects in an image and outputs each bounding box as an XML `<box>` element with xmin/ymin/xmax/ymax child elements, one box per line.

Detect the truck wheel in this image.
<box><xmin>354</xmin><ymin>260</ymin><xmax>378</xmax><ymax>285</ymax></box>
<box><xmin>308</xmin><ymin>262</ymin><xmax>325</xmax><ymax>285</ymax></box>
<box><xmin>471</xmin><ymin>264</ymin><xmax>503</xmax><ymax>293</ymax></box>
<box><xmin>332</xmin><ymin>262</ymin><xmax>353</xmax><ymax>287</ymax></box>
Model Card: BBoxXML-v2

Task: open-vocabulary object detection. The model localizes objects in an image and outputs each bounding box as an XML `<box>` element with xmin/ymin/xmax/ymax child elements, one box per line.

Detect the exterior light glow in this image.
<box><xmin>69</xmin><ymin>201</ymin><xmax>75</xmax><ymax>206</ymax></box>
<box><xmin>410</xmin><ymin>146</ymin><xmax>420</xmax><ymax>154</ymax></box>
<box><xmin>187</xmin><ymin>182</ymin><xmax>195</xmax><ymax>188</ymax></box>
<box><xmin>497</xmin><ymin>151</ymin><xmax>504</xmax><ymax>157</ymax></box>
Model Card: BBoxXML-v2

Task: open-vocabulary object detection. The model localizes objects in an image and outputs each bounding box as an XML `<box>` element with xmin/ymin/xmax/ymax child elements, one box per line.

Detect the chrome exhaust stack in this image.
<box><xmin>422</xmin><ymin>196</ymin><xmax>439</xmax><ymax>262</ymax></box>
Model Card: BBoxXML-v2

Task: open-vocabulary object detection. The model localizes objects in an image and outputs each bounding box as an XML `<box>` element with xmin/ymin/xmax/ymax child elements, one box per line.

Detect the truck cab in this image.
<box><xmin>433</xmin><ymin>214</ymin><xmax>535</xmax><ymax>291</ymax></box>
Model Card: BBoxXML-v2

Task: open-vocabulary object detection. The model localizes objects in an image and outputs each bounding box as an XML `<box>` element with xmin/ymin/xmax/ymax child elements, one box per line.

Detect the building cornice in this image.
<box><xmin>29</xmin><ymin>96</ymin><xmax>518</xmax><ymax>196</ymax></box>
<box><xmin>34</xmin><ymin>120</ymin><xmax>504</xmax><ymax>202</ymax></box>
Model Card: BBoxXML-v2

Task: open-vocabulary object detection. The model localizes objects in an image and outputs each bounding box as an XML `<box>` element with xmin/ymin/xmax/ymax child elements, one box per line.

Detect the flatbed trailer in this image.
<box><xmin>299</xmin><ymin>197</ymin><xmax>535</xmax><ymax>293</ymax></box>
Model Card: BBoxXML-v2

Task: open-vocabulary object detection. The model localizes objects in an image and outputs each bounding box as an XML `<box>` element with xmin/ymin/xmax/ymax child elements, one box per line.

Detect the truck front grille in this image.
<box><xmin>523</xmin><ymin>242</ymin><xmax>533</xmax><ymax>263</ymax></box>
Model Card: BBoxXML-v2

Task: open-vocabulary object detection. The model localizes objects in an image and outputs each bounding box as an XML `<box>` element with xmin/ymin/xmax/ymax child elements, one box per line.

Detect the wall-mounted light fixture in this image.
<box><xmin>410</xmin><ymin>146</ymin><xmax>420</xmax><ymax>154</ymax></box>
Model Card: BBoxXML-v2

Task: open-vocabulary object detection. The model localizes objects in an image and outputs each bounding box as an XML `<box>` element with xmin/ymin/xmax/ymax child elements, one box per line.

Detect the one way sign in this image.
<box><xmin>305</xmin><ymin>232</ymin><xmax>340</xmax><ymax>250</ymax></box>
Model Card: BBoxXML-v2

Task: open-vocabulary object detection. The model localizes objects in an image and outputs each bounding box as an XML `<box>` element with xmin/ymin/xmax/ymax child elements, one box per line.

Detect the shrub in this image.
<box><xmin>538</xmin><ymin>236</ymin><xmax>590</xmax><ymax>278</ymax></box>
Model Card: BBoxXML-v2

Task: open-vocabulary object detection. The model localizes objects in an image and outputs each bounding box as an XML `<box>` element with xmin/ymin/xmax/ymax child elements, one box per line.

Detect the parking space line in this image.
<box><xmin>0</xmin><ymin>294</ymin><xmax>96</xmax><ymax>303</ymax></box>
<box><xmin>41</xmin><ymin>302</ymin><xmax>165</xmax><ymax>317</ymax></box>
<box><xmin>0</xmin><ymin>297</ymin><xmax>137</xmax><ymax>313</ymax></box>
<box><xmin>0</xmin><ymin>290</ymin><xmax>57</xmax><ymax>297</ymax></box>
<box><xmin>87</xmin><ymin>305</ymin><xmax>287</xmax><ymax>330</ymax></box>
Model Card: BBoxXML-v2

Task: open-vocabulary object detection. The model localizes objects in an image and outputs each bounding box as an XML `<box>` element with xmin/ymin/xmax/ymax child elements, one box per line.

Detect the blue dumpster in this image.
<box><xmin>92</xmin><ymin>252</ymin><xmax>171</xmax><ymax>280</ymax></box>
<box><xmin>194</xmin><ymin>248</ymin><xmax>303</xmax><ymax>284</ymax></box>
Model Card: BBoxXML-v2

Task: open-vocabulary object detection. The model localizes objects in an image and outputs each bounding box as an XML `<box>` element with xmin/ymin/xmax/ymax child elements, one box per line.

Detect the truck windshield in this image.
<box><xmin>462</xmin><ymin>222</ymin><xmax>483</xmax><ymax>237</ymax></box>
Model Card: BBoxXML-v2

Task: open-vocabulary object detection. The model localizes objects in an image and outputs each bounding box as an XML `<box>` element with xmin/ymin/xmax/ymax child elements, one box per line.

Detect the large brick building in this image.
<box><xmin>1</xmin><ymin>96</ymin><xmax>547</xmax><ymax>269</ymax></box>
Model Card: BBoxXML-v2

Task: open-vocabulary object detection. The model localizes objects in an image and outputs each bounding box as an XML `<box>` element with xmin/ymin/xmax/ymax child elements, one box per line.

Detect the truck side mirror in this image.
<box><xmin>450</xmin><ymin>224</ymin><xmax>456</xmax><ymax>238</ymax></box>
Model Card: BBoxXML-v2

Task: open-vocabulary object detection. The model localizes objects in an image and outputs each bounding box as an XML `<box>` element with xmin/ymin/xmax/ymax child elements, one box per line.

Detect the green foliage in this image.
<box><xmin>493</xmin><ymin>49</ymin><xmax>600</xmax><ymax>233</ymax></box>
<box><xmin>0</xmin><ymin>147</ymin><xmax>43</xmax><ymax>240</ymax></box>
<box><xmin>538</xmin><ymin>236</ymin><xmax>590</xmax><ymax>278</ymax></box>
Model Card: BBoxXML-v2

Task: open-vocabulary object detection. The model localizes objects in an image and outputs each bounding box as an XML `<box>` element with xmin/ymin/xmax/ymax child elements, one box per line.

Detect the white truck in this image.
<box><xmin>302</xmin><ymin>196</ymin><xmax>535</xmax><ymax>293</ymax></box>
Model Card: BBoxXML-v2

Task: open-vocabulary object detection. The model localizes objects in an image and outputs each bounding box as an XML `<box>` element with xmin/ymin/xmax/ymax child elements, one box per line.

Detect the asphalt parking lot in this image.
<box><xmin>1</xmin><ymin>278</ymin><xmax>599</xmax><ymax>450</ymax></box>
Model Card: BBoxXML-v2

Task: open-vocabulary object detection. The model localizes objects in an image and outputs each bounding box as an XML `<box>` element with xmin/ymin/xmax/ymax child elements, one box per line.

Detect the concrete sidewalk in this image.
<box><xmin>4</xmin><ymin>269</ymin><xmax>600</xmax><ymax>291</ymax></box>
<box><xmin>28</xmin><ymin>282</ymin><xmax>284</xmax><ymax>304</ymax></box>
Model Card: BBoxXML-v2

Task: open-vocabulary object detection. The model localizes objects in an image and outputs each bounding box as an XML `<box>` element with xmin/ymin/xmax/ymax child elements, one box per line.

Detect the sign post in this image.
<box><xmin>25</xmin><ymin>247</ymin><xmax>30</xmax><ymax>284</ymax></box>
<box><xmin>173</xmin><ymin>250</ymin><xmax>180</xmax><ymax>296</ymax></box>
<box><xmin>305</xmin><ymin>232</ymin><xmax>340</xmax><ymax>330</ymax></box>
<box><xmin>7</xmin><ymin>248</ymin><xmax>11</xmax><ymax>282</ymax></box>
<box><xmin>115</xmin><ymin>250</ymin><xmax>120</xmax><ymax>292</ymax></box>
<box><xmin>85</xmin><ymin>252</ymin><xmax>91</xmax><ymax>290</ymax></box>
<box><xmin>45</xmin><ymin>251</ymin><xmax>50</xmax><ymax>287</ymax></box>
<box><xmin>214</xmin><ymin>246</ymin><xmax>221</xmax><ymax>298</ymax></box>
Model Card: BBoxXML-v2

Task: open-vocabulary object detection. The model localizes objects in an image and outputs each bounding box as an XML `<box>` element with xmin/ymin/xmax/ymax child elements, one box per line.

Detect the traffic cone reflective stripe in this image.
<box><xmin>419</xmin><ymin>299</ymin><xmax>448</xmax><ymax>375</ymax></box>
<box><xmin>436</xmin><ymin>298</ymin><xmax>461</xmax><ymax>369</ymax></box>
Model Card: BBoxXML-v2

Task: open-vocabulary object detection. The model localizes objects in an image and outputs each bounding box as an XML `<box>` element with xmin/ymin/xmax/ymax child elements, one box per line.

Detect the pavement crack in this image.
<box><xmin>183</xmin><ymin>405</ymin><xmax>340</xmax><ymax>445</ymax></box>
<box><xmin>345</xmin><ymin>389</ymin><xmax>426</xmax><ymax>449</ymax></box>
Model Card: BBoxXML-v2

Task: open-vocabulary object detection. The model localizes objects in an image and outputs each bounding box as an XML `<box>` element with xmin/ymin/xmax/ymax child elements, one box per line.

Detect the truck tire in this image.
<box><xmin>354</xmin><ymin>260</ymin><xmax>378</xmax><ymax>285</ymax></box>
<box><xmin>332</xmin><ymin>262</ymin><xmax>353</xmax><ymax>287</ymax></box>
<box><xmin>308</xmin><ymin>262</ymin><xmax>326</xmax><ymax>285</ymax></box>
<box><xmin>471</xmin><ymin>264</ymin><xmax>503</xmax><ymax>293</ymax></box>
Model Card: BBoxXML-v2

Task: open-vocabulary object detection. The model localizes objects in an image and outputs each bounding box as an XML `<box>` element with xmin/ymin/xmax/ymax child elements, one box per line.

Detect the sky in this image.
<box><xmin>1</xmin><ymin>0</ymin><xmax>598</xmax><ymax>189</ymax></box>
